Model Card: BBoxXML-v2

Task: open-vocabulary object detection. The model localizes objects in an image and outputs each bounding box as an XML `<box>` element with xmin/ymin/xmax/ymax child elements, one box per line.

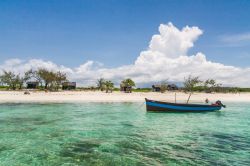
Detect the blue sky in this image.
<box><xmin>0</xmin><ymin>0</ymin><xmax>250</xmax><ymax>68</ymax></box>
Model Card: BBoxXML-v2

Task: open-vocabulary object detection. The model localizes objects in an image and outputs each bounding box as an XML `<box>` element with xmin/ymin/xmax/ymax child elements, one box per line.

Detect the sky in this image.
<box><xmin>0</xmin><ymin>0</ymin><xmax>250</xmax><ymax>87</ymax></box>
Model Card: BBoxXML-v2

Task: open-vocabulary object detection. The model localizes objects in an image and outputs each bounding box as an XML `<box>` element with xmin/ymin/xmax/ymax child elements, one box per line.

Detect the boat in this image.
<box><xmin>145</xmin><ymin>98</ymin><xmax>225</xmax><ymax>112</ymax></box>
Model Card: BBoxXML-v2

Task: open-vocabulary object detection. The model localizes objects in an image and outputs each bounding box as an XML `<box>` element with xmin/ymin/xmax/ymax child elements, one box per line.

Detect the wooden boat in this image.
<box><xmin>145</xmin><ymin>98</ymin><xmax>225</xmax><ymax>112</ymax></box>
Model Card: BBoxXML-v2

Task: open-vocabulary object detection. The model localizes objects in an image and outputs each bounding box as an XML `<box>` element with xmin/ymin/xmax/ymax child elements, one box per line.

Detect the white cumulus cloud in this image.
<box><xmin>1</xmin><ymin>22</ymin><xmax>250</xmax><ymax>87</ymax></box>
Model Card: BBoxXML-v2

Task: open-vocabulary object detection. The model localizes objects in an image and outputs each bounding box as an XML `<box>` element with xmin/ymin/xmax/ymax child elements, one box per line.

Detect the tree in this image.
<box><xmin>104</xmin><ymin>80</ymin><xmax>114</xmax><ymax>93</ymax></box>
<box><xmin>0</xmin><ymin>71</ymin><xmax>17</xmax><ymax>90</ymax></box>
<box><xmin>27</xmin><ymin>69</ymin><xmax>43</xmax><ymax>87</ymax></box>
<box><xmin>96</xmin><ymin>78</ymin><xmax>105</xmax><ymax>91</ymax></box>
<box><xmin>214</xmin><ymin>83</ymin><xmax>222</xmax><ymax>92</ymax></box>
<box><xmin>204</xmin><ymin>79</ymin><xmax>216</xmax><ymax>93</ymax></box>
<box><xmin>121</xmin><ymin>78</ymin><xmax>136</xmax><ymax>93</ymax></box>
<box><xmin>36</xmin><ymin>69</ymin><xmax>68</xmax><ymax>91</ymax></box>
<box><xmin>121</xmin><ymin>78</ymin><xmax>135</xmax><ymax>87</ymax></box>
<box><xmin>17</xmin><ymin>70</ymin><xmax>33</xmax><ymax>89</ymax></box>
<box><xmin>0</xmin><ymin>69</ymin><xmax>68</xmax><ymax>91</ymax></box>
<box><xmin>36</xmin><ymin>69</ymin><xmax>56</xmax><ymax>89</ymax></box>
<box><xmin>15</xmin><ymin>74</ymin><xmax>24</xmax><ymax>90</ymax></box>
<box><xmin>54</xmin><ymin>71</ymin><xmax>67</xmax><ymax>90</ymax></box>
<box><xmin>160</xmin><ymin>80</ymin><xmax>168</xmax><ymax>93</ymax></box>
<box><xmin>0</xmin><ymin>70</ymin><xmax>34</xmax><ymax>90</ymax></box>
<box><xmin>183</xmin><ymin>75</ymin><xmax>201</xmax><ymax>92</ymax></box>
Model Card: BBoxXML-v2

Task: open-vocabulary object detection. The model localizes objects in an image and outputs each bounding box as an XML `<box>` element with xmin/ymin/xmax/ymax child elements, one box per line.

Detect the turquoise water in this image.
<box><xmin>0</xmin><ymin>102</ymin><xmax>250</xmax><ymax>166</ymax></box>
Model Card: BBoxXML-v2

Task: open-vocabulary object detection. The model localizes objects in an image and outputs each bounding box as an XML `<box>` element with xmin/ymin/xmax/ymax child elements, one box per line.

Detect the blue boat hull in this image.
<box><xmin>145</xmin><ymin>98</ymin><xmax>222</xmax><ymax>112</ymax></box>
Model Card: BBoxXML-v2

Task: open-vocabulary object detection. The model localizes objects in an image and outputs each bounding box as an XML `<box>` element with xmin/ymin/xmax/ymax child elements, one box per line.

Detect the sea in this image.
<box><xmin>0</xmin><ymin>102</ymin><xmax>249</xmax><ymax>165</ymax></box>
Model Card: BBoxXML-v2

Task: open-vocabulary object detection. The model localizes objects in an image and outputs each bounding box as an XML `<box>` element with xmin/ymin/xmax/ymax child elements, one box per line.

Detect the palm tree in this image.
<box><xmin>96</xmin><ymin>78</ymin><xmax>105</xmax><ymax>91</ymax></box>
<box><xmin>104</xmin><ymin>80</ymin><xmax>114</xmax><ymax>93</ymax></box>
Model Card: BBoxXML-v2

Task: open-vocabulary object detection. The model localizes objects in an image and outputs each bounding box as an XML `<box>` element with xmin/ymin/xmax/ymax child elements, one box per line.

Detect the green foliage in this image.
<box><xmin>121</xmin><ymin>78</ymin><xmax>136</xmax><ymax>87</ymax></box>
<box><xmin>191</xmin><ymin>86</ymin><xmax>206</xmax><ymax>92</ymax></box>
<box><xmin>76</xmin><ymin>87</ymin><xmax>98</xmax><ymax>91</ymax></box>
<box><xmin>104</xmin><ymin>80</ymin><xmax>114</xmax><ymax>93</ymax></box>
<box><xmin>0</xmin><ymin>85</ymin><xmax>8</xmax><ymax>90</ymax></box>
<box><xmin>0</xmin><ymin>69</ymin><xmax>67</xmax><ymax>91</ymax></box>
<box><xmin>28</xmin><ymin>69</ymin><xmax>43</xmax><ymax>87</ymax></box>
<box><xmin>113</xmin><ymin>88</ymin><xmax>120</xmax><ymax>91</ymax></box>
<box><xmin>37</xmin><ymin>69</ymin><xmax>56</xmax><ymax>89</ymax></box>
<box><xmin>132</xmin><ymin>88</ymin><xmax>151</xmax><ymax>92</ymax></box>
<box><xmin>183</xmin><ymin>75</ymin><xmax>201</xmax><ymax>92</ymax></box>
<box><xmin>203</xmin><ymin>79</ymin><xmax>221</xmax><ymax>93</ymax></box>
<box><xmin>96</xmin><ymin>78</ymin><xmax>105</xmax><ymax>91</ymax></box>
<box><xmin>54</xmin><ymin>71</ymin><xmax>67</xmax><ymax>90</ymax></box>
<box><xmin>96</xmin><ymin>79</ymin><xmax>115</xmax><ymax>93</ymax></box>
<box><xmin>36</xmin><ymin>69</ymin><xmax>67</xmax><ymax>90</ymax></box>
<box><xmin>160</xmin><ymin>81</ymin><xmax>168</xmax><ymax>93</ymax></box>
<box><xmin>237</xmin><ymin>88</ymin><xmax>250</xmax><ymax>92</ymax></box>
<box><xmin>120</xmin><ymin>78</ymin><xmax>136</xmax><ymax>93</ymax></box>
<box><xmin>0</xmin><ymin>70</ymin><xmax>29</xmax><ymax>90</ymax></box>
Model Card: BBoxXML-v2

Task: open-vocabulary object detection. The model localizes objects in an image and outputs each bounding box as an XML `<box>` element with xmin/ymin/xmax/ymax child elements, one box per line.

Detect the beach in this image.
<box><xmin>0</xmin><ymin>91</ymin><xmax>249</xmax><ymax>103</ymax></box>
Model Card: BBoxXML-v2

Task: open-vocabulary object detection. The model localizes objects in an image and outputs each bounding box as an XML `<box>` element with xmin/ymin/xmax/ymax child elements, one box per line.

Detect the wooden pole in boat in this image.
<box><xmin>186</xmin><ymin>93</ymin><xmax>192</xmax><ymax>104</ymax></box>
<box><xmin>175</xmin><ymin>93</ymin><xmax>176</xmax><ymax>103</ymax></box>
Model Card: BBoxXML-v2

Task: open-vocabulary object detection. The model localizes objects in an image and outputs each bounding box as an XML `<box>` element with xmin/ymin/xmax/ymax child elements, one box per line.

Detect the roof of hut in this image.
<box><xmin>152</xmin><ymin>84</ymin><xmax>161</xmax><ymax>88</ymax></box>
<box><xmin>62</xmin><ymin>82</ymin><xmax>76</xmax><ymax>86</ymax></box>
<box><xmin>168</xmin><ymin>84</ymin><xmax>178</xmax><ymax>88</ymax></box>
<box><xmin>26</xmin><ymin>81</ymin><xmax>39</xmax><ymax>84</ymax></box>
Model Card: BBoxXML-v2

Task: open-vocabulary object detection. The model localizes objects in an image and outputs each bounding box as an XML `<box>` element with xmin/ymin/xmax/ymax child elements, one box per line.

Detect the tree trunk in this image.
<box><xmin>19</xmin><ymin>81</ymin><xmax>23</xmax><ymax>90</ymax></box>
<box><xmin>45</xmin><ymin>83</ymin><xmax>48</xmax><ymax>89</ymax></box>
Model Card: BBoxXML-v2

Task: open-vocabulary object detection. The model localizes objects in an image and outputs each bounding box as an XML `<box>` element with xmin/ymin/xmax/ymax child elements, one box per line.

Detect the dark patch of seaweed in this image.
<box><xmin>60</xmin><ymin>139</ymin><xmax>101</xmax><ymax>158</ymax></box>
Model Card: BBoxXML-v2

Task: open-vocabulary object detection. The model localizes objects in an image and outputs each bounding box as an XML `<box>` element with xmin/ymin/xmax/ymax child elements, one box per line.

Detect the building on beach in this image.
<box><xmin>26</xmin><ymin>81</ymin><xmax>39</xmax><ymax>89</ymax></box>
<box><xmin>120</xmin><ymin>84</ymin><xmax>132</xmax><ymax>93</ymax></box>
<box><xmin>152</xmin><ymin>84</ymin><xmax>161</xmax><ymax>92</ymax></box>
<box><xmin>167</xmin><ymin>84</ymin><xmax>178</xmax><ymax>90</ymax></box>
<box><xmin>62</xmin><ymin>82</ymin><xmax>76</xmax><ymax>90</ymax></box>
<box><xmin>152</xmin><ymin>84</ymin><xmax>178</xmax><ymax>92</ymax></box>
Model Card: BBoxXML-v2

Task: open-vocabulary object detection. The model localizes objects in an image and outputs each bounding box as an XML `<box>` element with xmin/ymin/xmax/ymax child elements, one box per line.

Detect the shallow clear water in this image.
<box><xmin>0</xmin><ymin>102</ymin><xmax>250</xmax><ymax>166</ymax></box>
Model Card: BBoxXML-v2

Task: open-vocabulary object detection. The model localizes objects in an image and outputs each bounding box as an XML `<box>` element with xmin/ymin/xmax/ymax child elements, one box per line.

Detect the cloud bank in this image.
<box><xmin>1</xmin><ymin>22</ymin><xmax>250</xmax><ymax>87</ymax></box>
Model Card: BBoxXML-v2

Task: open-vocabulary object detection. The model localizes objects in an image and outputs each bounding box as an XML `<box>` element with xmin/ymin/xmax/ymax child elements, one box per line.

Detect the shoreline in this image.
<box><xmin>0</xmin><ymin>91</ymin><xmax>250</xmax><ymax>103</ymax></box>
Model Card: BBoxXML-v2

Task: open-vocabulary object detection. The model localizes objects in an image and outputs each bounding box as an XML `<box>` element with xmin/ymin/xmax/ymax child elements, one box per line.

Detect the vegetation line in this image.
<box><xmin>0</xmin><ymin>69</ymin><xmax>249</xmax><ymax>93</ymax></box>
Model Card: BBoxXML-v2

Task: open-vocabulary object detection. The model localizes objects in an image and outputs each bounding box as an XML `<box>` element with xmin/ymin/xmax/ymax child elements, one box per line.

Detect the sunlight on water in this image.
<box><xmin>0</xmin><ymin>102</ymin><xmax>250</xmax><ymax>165</ymax></box>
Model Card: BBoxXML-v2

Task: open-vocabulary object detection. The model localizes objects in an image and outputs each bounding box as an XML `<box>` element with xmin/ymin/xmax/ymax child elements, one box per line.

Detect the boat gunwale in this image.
<box><xmin>145</xmin><ymin>98</ymin><xmax>221</xmax><ymax>108</ymax></box>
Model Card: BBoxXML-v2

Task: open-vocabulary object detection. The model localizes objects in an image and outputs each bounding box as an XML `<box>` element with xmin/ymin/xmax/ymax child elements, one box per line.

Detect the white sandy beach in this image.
<box><xmin>0</xmin><ymin>91</ymin><xmax>249</xmax><ymax>103</ymax></box>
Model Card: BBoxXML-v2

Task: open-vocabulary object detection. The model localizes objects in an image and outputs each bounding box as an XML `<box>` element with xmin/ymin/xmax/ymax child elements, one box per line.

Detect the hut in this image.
<box><xmin>26</xmin><ymin>81</ymin><xmax>39</xmax><ymax>89</ymax></box>
<box><xmin>62</xmin><ymin>82</ymin><xmax>76</xmax><ymax>90</ymax></box>
<box><xmin>152</xmin><ymin>85</ymin><xmax>161</xmax><ymax>92</ymax></box>
<box><xmin>152</xmin><ymin>84</ymin><xmax>178</xmax><ymax>92</ymax></box>
<box><xmin>120</xmin><ymin>84</ymin><xmax>132</xmax><ymax>93</ymax></box>
<box><xmin>167</xmin><ymin>84</ymin><xmax>178</xmax><ymax>90</ymax></box>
